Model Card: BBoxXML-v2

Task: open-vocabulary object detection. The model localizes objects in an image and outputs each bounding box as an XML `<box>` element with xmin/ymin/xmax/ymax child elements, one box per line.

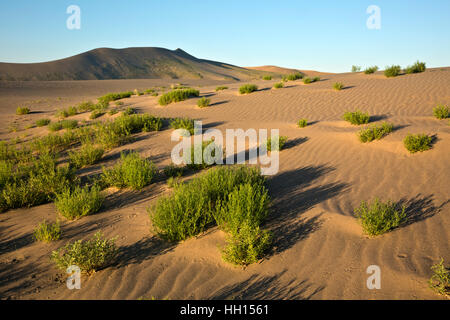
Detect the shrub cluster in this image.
<box><xmin>265</xmin><ymin>136</ymin><xmax>288</xmax><ymax>151</ymax></box>
<box><xmin>351</xmin><ymin>65</ymin><xmax>361</xmax><ymax>72</ymax></box>
<box><xmin>303</xmin><ymin>77</ymin><xmax>320</xmax><ymax>84</ymax></box>
<box><xmin>68</xmin><ymin>143</ymin><xmax>104</xmax><ymax>169</ymax></box>
<box><xmin>262</xmin><ymin>75</ymin><xmax>272</xmax><ymax>80</ymax></box>
<box><xmin>343</xmin><ymin>110</ymin><xmax>370</xmax><ymax>125</ymax></box>
<box><xmin>101</xmin><ymin>152</ymin><xmax>156</xmax><ymax>190</ymax></box>
<box><xmin>403</xmin><ymin>133</ymin><xmax>432</xmax><ymax>153</ymax></box>
<box><xmin>354</xmin><ymin>198</ymin><xmax>406</xmax><ymax>236</ymax></box>
<box><xmin>36</xmin><ymin>118</ymin><xmax>51</xmax><ymax>127</ymax></box>
<box><xmin>90</xmin><ymin>110</ymin><xmax>104</xmax><ymax>119</ymax></box>
<box><xmin>428</xmin><ymin>258</ymin><xmax>450</xmax><ymax>297</ymax></box>
<box><xmin>358</xmin><ymin>122</ymin><xmax>393</xmax><ymax>143</ymax></box>
<box><xmin>16</xmin><ymin>107</ymin><xmax>30</xmax><ymax>115</ymax></box>
<box><xmin>433</xmin><ymin>105</ymin><xmax>449</xmax><ymax>119</ymax></box>
<box><xmin>239</xmin><ymin>84</ymin><xmax>258</xmax><ymax>94</ymax></box>
<box><xmin>297</xmin><ymin>119</ymin><xmax>307</xmax><ymax>128</ymax></box>
<box><xmin>282</xmin><ymin>73</ymin><xmax>303</xmax><ymax>81</ymax></box>
<box><xmin>163</xmin><ymin>163</ymin><xmax>184</xmax><ymax>178</ymax></box>
<box><xmin>333</xmin><ymin>82</ymin><xmax>344</xmax><ymax>90</ymax></box>
<box><xmin>158</xmin><ymin>89</ymin><xmax>200</xmax><ymax>106</ymax></box>
<box><xmin>364</xmin><ymin>66</ymin><xmax>379</xmax><ymax>74</ymax></box>
<box><xmin>169</xmin><ymin>117</ymin><xmax>196</xmax><ymax>135</ymax></box>
<box><xmin>273</xmin><ymin>82</ymin><xmax>284</xmax><ymax>89</ymax></box>
<box><xmin>98</xmin><ymin>91</ymin><xmax>133</xmax><ymax>104</ymax></box>
<box><xmin>384</xmin><ymin>65</ymin><xmax>401</xmax><ymax>77</ymax></box>
<box><xmin>405</xmin><ymin>61</ymin><xmax>426</xmax><ymax>74</ymax></box>
<box><xmin>197</xmin><ymin>97</ymin><xmax>211</xmax><ymax>108</ymax></box>
<box><xmin>215</xmin><ymin>86</ymin><xmax>228</xmax><ymax>91</ymax></box>
<box><xmin>55</xmin><ymin>185</ymin><xmax>104</xmax><ymax>220</ymax></box>
<box><xmin>33</xmin><ymin>220</ymin><xmax>61</xmax><ymax>242</ymax></box>
<box><xmin>185</xmin><ymin>140</ymin><xmax>222</xmax><ymax>170</ymax></box>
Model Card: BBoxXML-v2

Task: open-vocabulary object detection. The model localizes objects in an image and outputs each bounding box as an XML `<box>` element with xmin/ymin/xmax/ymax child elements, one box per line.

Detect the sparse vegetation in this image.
<box><xmin>333</xmin><ymin>82</ymin><xmax>344</xmax><ymax>90</ymax></box>
<box><xmin>358</xmin><ymin>122</ymin><xmax>393</xmax><ymax>143</ymax></box>
<box><xmin>98</xmin><ymin>91</ymin><xmax>133</xmax><ymax>104</ymax></box>
<box><xmin>163</xmin><ymin>164</ymin><xmax>184</xmax><ymax>178</ymax></box>
<box><xmin>297</xmin><ymin>119</ymin><xmax>307</xmax><ymax>128</ymax></box>
<box><xmin>48</xmin><ymin>122</ymin><xmax>63</xmax><ymax>132</ymax></box>
<box><xmin>51</xmin><ymin>232</ymin><xmax>118</xmax><ymax>274</ymax></box>
<box><xmin>354</xmin><ymin>198</ymin><xmax>406</xmax><ymax>236</ymax></box>
<box><xmin>343</xmin><ymin>110</ymin><xmax>370</xmax><ymax>125</ymax></box>
<box><xmin>351</xmin><ymin>65</ymin><xmax>361</xmax><ymax>73</ymax></box>
<box><xmin>405</xmin><ymin>61</ymin><xmax>426</xmax><ymax>74</ymax></box>
<box><xmin>428</xmin><ymin>258</ymin><xmax>449</xmax><ymax>297</ymax></box>
<box><xmin>433</xmin><ymin>104</ymin><xmax>449</xmax><ymax>119</ymax></box>
<box><xmin>122</xmin><ymin>107</ymin><xmax>136</xmax><ymax>116</ymax></box>
<box><xmin>90</xmin><ymin>110</ymin><xmax>104</xmax><ymax>119</ymax></box>
<box><xmin>239</xmin><ymin>84</ymin><xmax>258</xmax><ymax>94</ymax></box>
<box><xmin>364</xmin><ymin>66</ymin><xmax>379</xmax><ymax>74</ymax></box>
<box><xmin>55</xmin><ymin>185</ymin><xmax>104</xmax><ymax>220</ymax></box>
<box><xmin>68</xmin><ymin>143</ymin><xmax>104</xmax><ymax>168</ymax></box>
<box><xmin>169</xmin><ymin>117</ymin><xmax>196</xmax><ymax>135</ymax></box>
<box><xmin>197</xmin><ymin>97</ymin><xmax>211</xmax><ymax>108</ymax></box>
<box><xmin>36</xmin><ymin>118</ymin><xmax>51</xmax><ymax>127</ymax></box>
<box><xmin>303</xmin><ymin>77</ymin><xmax>320</xmax><ymax>84</ymax></box>
<box><xmin>262</xmin><ymin>75</ymin><xmax>272</xmax><ymax>80</ymax></box>
<box><xmin>384</xmin><ymin>65</ymin><xmax>402</xmax><ymax>78</ymax></box>
<box><xmin>33</xmin><ymin>220</ymin><xmax>61</xmax><ymax>242</ymax></box>
<box><xmin>185</xmin><ymin>140</ymin><xmax>221</xmax><ymax>170</ymax></box>
<box><xmin>273</xmin><ymin>82</ymin><xmax>284</xmax><ymax>89</ymax></box>
<box><xmin>215</xmin><ymin>86</ymin><xmax>228</xmax><ymax>91</ymax></box>
<box><xmin>265</xmin><ymin>135</ymin><xmax>288</xmax><ymax>151</ymax></box>
<box><xmin>16</xmin><ymin>107</ymin><xmax>30</xmax><ymax>115</ymax></box>
<box><xmin>158</xmin><ymin>89</ymin><xmax>200</xmax><ymax>106</ymax></box>
<box><xmin>403</xmin><ymin>133</ymin><xmax>432</xmax><ymax>153</ymax></box>
<box><xmin>282</xmin><ymin>73</ymin><xmax>303</xmax><ymax>81</ymax></box>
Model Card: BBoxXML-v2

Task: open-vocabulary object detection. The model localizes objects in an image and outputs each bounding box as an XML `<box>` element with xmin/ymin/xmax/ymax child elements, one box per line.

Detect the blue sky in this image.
<box><xmin>0</xmin><ymin>0</ymin><xmax>449</xmax><ymax>72</ymax></box>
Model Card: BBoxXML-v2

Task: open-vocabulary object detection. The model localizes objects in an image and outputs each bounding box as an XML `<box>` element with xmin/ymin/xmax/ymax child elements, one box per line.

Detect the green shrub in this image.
<box><xmin>358</xmin><ymin>122</ymin><xmax>393</xmax><ymax>143</ymax></box>
<box><xmin>60</xmin><ymin>120</ymin><xmax>78</xmax><ymax>130</ymax></box>
<box><xmin>433</xmin><ymin>105</ymin><xmax>449</xmax><ymax>119</ymax></box>
<box><xmin>169</xmin><ymin>117</ymin><xmax>196</xmax><ymax>135</ymax></box>
<box><xmin>215</xmin><ymin>86</ymin><xmax>228</xmax><ymax>91</ymax></box>
<box><xmin>343</xmin><ymin>110</ymin><xmax>370</xmax><ymax>125</ymax></box>
<box><xmin>265</xmin><ymin>136</ymin><xmax>288</xmax><ymax>151</ymax></box>
<box><xmin>185</xmin><ymin>140</ymin><xmax>221</xmax><ymax>170</ymax></box>
<box><xmin>197</xmin><ymin>97</ymin><xmax>211</xmax><ymax>108</ymax></box>
<box><xmin>303</xmin><ymin>77</ymin><xmax>312</xmax><ymax>84</ymax></box>
<box><xmin>158</xmin><ymin>89</ymin><xmax>200</xmax><ymax>106</ymax></box>
<box><xmin>48</xmin><ymin>122</ymin><xmax>63</xmax><ymax>132</ymax></box>
<box><xmin>115</xmin><ymin>101</ymin><xmax>124</xmax><ymax>106</ymax></box>
<box><xmin>313</xmin><ymin>76</ymin><xmax>320</xmax><ymax>82</ymax></box>
<box><xmin>69</xmin><ymin>143</ymin><xmax>104</xmax><ymax>168</ymax></box>
<box><xmin>0</xmin><ymin>160</ymin><xmax>12</xmax><ymax>189</ymax></box>
<box><xmin>403</xmin><ymin>133</ymin><xmax>432</xmax><ymax>153</ymax></box>
<box><xmin>354</xmin><ymin>198</ymin><xmax>406</xmax><ymax>236</ymax></box>
<box><xmin>55</xmin><ymin>185</ymin><xmax>104</xmax><ymax>220</ymax></box>
<box><xmin>262</xmin><ymin>75</ymin><xmax>272</xmax><ymax>80</ymax></box>
<box><xmin>384</xmin><ymin>65</ymin><xmax>401</xmax><ymax>77</ymax></box>
<box><xmin>16</xmin><ymin>107</ymin><xmax>30</xmax><ymax>115</ymax></box>
<box><xmin>76</xmin><ymin>101</ymin><xmax>96</xmax><ymax>112</ymax></box>
<box><xmin>405</xmin><ymin>61</ymin><xmax>426</xmax><ymax>74</ymax></box>
<box><xmin>428</xmin><ymin>258</ymin><xmax>449</xmax><ymax>297</ymax></box>
<box><xmin>163</xmin><ymin>164</ymin><xmax>184</xmax><ymax>178</ymax></box>
<box><xmin>122</xmin><ymin>107</ymin><xmax>136</xmax><ymax>116</ymax></box>
<box><xmin>273</xmin><ymin>82</ymin><xmax>283</xmax><ymax>89</ymax></box>
<box><xmin>364</xmin><ymin>66</ymin><xmax>379</xmax><ymax>74</ymax></box>
<box><xmin>101</xmin><ymin>152</ymin><xmax>156</xmax><ymax>190</ymax></box>
<box><xmin>351</xmin><ymin>65</ymin><xmax>361</xmax><ymax>72</ymax></box>
<box><xmin>333</xmin><ymin>82</ymin><xmax>344</xmax><ymax>90</ymax></box>
<box><xmin>55</xmin><ymin>109</ymin><xmax>69</xmax><ymax>118</ymax></box>
<box><xmin>297</xmin><ymin>119</ymin><xmax>307</xmax><ymax>128</ymax></box>
<box><xmin>239</xmin><ymin>84</ymin><xmax>258</xmax><ymax>94</ymax></box>
<box><xmin>36</xmin><ymin>118</ymin><xmax>51</xmax><ymax>127</ymax></box>
<box><xmin>51</xmin><ymin>232</ymin><xmax>117</xmax><ymax>274</ymax></box>
<box><xmin>282</xmin><ymin>73</ymin><xmax>303</xmax><ymax>81</ymax></box>
<box><xmin>90</xmin><ymin>110</ymin><xmax>104</xmax><ymax>119</ymax></box>
<box><xmin>33</xmin><ymin>220</ymin><xmax>61</xmax><ymax>242</ymax></box>
<box><xmin>98</xmin><ymin>91</ymin><xmax>133</xmax><ymax>104</ymax></box>
<box><xmin>108</xmin><ymin>109</ymin><xmax>118</xmax><ymax>115</ymax></box>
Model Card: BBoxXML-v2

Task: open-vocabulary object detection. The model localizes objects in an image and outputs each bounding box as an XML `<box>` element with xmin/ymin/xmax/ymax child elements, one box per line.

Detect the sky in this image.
<box><xmin>0</xmin><ymin>0</ymin><xmax>449</xmax><ymax>73</ymax></box>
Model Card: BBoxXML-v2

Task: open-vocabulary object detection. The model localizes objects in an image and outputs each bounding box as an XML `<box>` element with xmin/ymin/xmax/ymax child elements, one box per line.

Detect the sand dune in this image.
<box><xmin>0</xmin><ymin>68</ymin><xmax>449</xmax><ymax>300</ymax></box>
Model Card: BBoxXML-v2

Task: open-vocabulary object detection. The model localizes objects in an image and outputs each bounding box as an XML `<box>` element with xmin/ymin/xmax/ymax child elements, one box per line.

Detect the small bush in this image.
<box><xmin>405</xmin><ymin>61</ymin><xmax>426</xmax><ymax>74</ymax></box>
<box><xmin>343</xmin><ymin>110</ymin><xmax>370</xmax><ymax>125</ymax></box>
<box><xmin>403</xmin><ymin>133</ymin><xmax>432</xmax><ymax>153</ymax></box>
<box><xmin>215</xmin><ymin>86</ymin><xmax>228</xmax><ymax>91</ymax></box>
<box><xmin>61</xmin><ymin>120</ymin><xmax>78</xmax><ymax>130</ymax></box>
<box><xmin>358</xmin><ymin>122</ymin><xmax>393</xmax><ymax>143</ymax></box>
<box><xmin>108</xmin><ymin>109</ymin><xmax>118</xmax><ymax>115</ymax></box>
<box><xmin>163</xmin><ymin>164</ymin><xmax>184</xmax><ymax>178</ymax></box>
<box><xmin>354</xmin><ymin>198</ymin><xmax>406</xmax><ymax>236</ymax></box>
<box><xmin>265</xmin><ymin>136</ymin><xmax>288</xmax><ymax>151</ymax></box>
<box><xmin>51</xmin><ymin>232</ymin><xmax>117</xmax><ymax>274</ymax></box>
<box><xmin>90</xmin><ymin>110</ymin><xmax>104</xmax><ymax>119</ymax></box>
<box><xmin>158</xmin><ymin>89</ymin><xmax>200</xmax><ymax>106</ymax></box>
<box><xmin>16</xmin><ymin>107</ymin><xmax>30</xmax><ymax>115</ymax></box>
<box><xmin>384</xmin><ymin>65</ymin><xmax>401</xmax><ymax>77</ymax></box>
<box><xmin>297</xmin><ymin>119</ymin><xmax>307</xmax><ymax>128</ymax></box>
<box><xmin>428</xmin><ymin>258</ymin><xmax>450</xmax><ymax>297</ymax></box>
<box><xmin>351</xmin><ymin>65</ymin><xmax>361</xmax><ymax>72</ymax></box>
<box><xmin>122</xmin><ymin>107</ymin><xmax>136</xmax><ymax>116</ymax></box>
<box><xmin>185</xmin><ymin>140</ymin><xmax>221</xmax><ymax>170</ymax></box>
<box><xmin>313</xmin><ymin>76</ymin><xmax>320</xmax><ymax>82</ymax></box>
<box><xmin>169</xmin><ymin>117</ymin><xmax>196</xmax><ymax>135</ymax></box>
<box><xmin>55</xmin><ymin>185</ymin><xmax>104</xmax><ymax>220</ymax></box>
<box><xmin>48</xmin><ymin>122</ymin><xmax>63</xmax><ymax>132</ymax></box>
<box><xmin>239</xmin><ymin>84</ymin><xmax>258</xmax><ymax>94</ymax></box>
<box><xmin>333</xmin><ymin>82</ymin><xmax>344</xmax><ymax>90</ymax></box>
<box><xmin>69</xmin><ymin>143</ymin><xmax>104</xmax><ymax>168</ymax></box>
<box><xmin>273</xmin><ymin>82</ymin><xmax>283</xmax><ymax>89</ymax></box>
<box><xmin>262</xmin><ymin>75</ymin><xmax>272</xmax><ymax>80</ymax></box>
<box><xmin>364</xmin><ymin>66</ymin><xmax>379</xmax><ymax>74</ymax></box>
<box><xmin>282</xmin><ymin>73</ymin><xmax>303</xmax><ymax>81</ymax></box>
<box><xmin>101</xmin><ymin>152</ymin><xmax>156</xmax><ymax>190</ymax></box>
<box><xmin>433</xmin><ymin>105</ymin><xmax>449</xmax><ymax>119</ymax></box>
<box><xmin>33</xmin><ymin>220</ymin><xmax>61</xmax><ymax>242</ymax></box>
<box><xmin>197</xmin><ymin>97</ymin><xmax>211</xmax><ymax>108</ymax></box>
<box><xmin>36</xmin><ymin>118</ymin><xmax>51</xmax><ymax>127</ymax></box>
<box><xmin>98</xmin><ymin>91</ymin><xmax>133</xmax><ymax>104</ymax></box>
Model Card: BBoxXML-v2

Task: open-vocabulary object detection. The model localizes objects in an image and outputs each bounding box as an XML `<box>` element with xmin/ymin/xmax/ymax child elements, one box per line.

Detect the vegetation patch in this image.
<box><xmin>351</xmin><ymin>65</ymin><xmax>361</xmax><ymax>72</ymax></box>
<box><xmin>405</xmin><ymin>61</ymin><xmax>426</xmax><ymax>74</ymax></box>
<box><xmin>333</xmin><ymin>82</ymin><xmax>344</xmax><ymax>90</ymax></box>
<box><xmin>265</xmin><ymin>136</ymin><xmax>288</xmax><ymax>151</ymax></box>
<box><xmin>429</xmin><ymin>258</ymin><xmax>450</xmax><ymax>297</ymax></box>
<box><xmin>262</xmin><ymin>75</ymin><xmax>272</xmax><ymax>80</ymax></box>
<box><xmin>98</xmin><ymin>91</ymin><xmax>133</xmax><ymax>104</ymax></box>
<box><xmin>197</xmin><ymin>97</ymin><xmax>211</xmax><ymax>108</ymax></box>
<box><xmin>239</xmin><ymin>84</ymin><xmax>258</xmax><ymax>94</ymax></box>
<box><xmin>433</xmin><ymin>105</ymin><xmax>449</xmax><ymax>119</ymax></box>
<box><xmin>16</xmin><ymin>107</ymin><xmax>30</xmax><ymax>115</ymax></box>
<box><xmin>55</xmin><ymin>185</ymin><xmax>104</xmax><ymax>220</ymax></box>
<box><xmin>33</xmin><ymin>220</ymin><xmax>61</xmax><ymax>242</ymax></box>
<box><xmin>158</xmin><ymin>89</ymin><xmax>200</xmax><ymax>106</ymax></box>
<box><xmin>384</xmin><ymin>65</ymin><xmax>402</xmax><ymax>77</ymax></box>
<box><xmin>358</xmin><ymin>122</ymin><xmax>393</xmax><ymax>143</ymax></box>
<box><xmin>282</xmin><ymin>73</ymin><xmax>303</xmax><ymax>81</ymax></box>
<box><xmin>343</xmin><ymin>110</ymin><xmax>370</xmax><ymax>125</ymax></box>
<box><xmin>169</xmin><ymin>117</ymin><xmax>196</xmax><ymax>135</ymax></box>
<box><xmin>69</xmin><ymin>143</ymin><xmax>104</xmax><ymax>169</ymax></box>
<box><xmin>403</xmin><ymin>133</ymin><xmax>432</xmax><ymax>153</ymax></box>
<box><xmin>297</xmin><ymin>119</ymin><xmax>307</xmax><ymax>128</ymax></box>
<box><xmin>36</xmin><ymin>118</ymin><xmax>51</xmax><ymax>127</ymax></box>
<box><xmin>364</xmin><ymin>66</ymin><xmax>379</xmax><ymax>74</ymax></box>
<box><xmin>215</xmin><ymin>86</ymin><xmax>228</xmax><ymax>91</ymax></box>
<box><xmin>273</xmin><ymin>82</ymin><xmax>284</xmax><ymax>89</ymax></box>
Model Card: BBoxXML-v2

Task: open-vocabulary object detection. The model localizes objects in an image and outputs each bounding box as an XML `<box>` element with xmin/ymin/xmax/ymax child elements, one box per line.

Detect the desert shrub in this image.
<box><xmin>33</xmin><ymin>220</ymin><xmax>61</xmax><ymax>242</ymax></box>
<box><xmin>343</xmin><ymin>110</ymin><xmax>370</xmax><ymax>125</ymax></box>
<box><xmin>48</xmin><ymin>122</ymin><xmax>63</xmax><ymax>132</ymax></box>
<box><xmin>265</xmin><ymin>135</ymin><xmax>288</xmax><ymax>151</ymax></box>
<box><xmin>76</xmin><ymin>101</ymin><xmax>94</xmax><ymax>112</ymax></box>
<box><xmin>197</xmin><ymin>97</ymin><xmax>211</xmax><ymax>108</ymax></box>
<box><xmin>239</xmin><ymin>84</ymin><xmax>258</xmax><ymax>94</ymax></box>
<box><xmin>169</xmin><ymin>117</ymin><xmax>196</xmax><ymax>135</ymax></box>
<box><xmin>428</xmin><ymin>258</ymin><xmax>449</xmax><ymax>297</ymax></box>
<box><xmin>313</xmin><ymin>76</ymin><xmax>320</xmax><ymax>82</ymax></box>
<box><xmin>405</xmin><ymin>61</ymin><xmax>426</xmax><ymax>74</ymax></box>
<box><xmin>297</xmin><ymin>119</ymin><xmax>307</xmax><ymax>128</ymax></box>
<box><xmin>273</xmin><ymin>82</ymin><xmax>283</xmax><ymax>89</ymax></box>
<box><xmin>0</xmin><ymin>160</ymin><xmax>13</xmax><ymax>189</ymax></box>
<box><xmin>303</xmin><ymin>77</ymin><xmax>312</xmax><ymax>84</ymax></box>
<box><xmin>167</xmin><ymin>176</ymin><xmax>181</xmax><ymax>188</ymax></box>
<box><xmin>384</xmin><ymin>65</ymin><xmax>401</xmax><ymax>77</ymax></box>
<box><xmin>115</xmin><ymin>101</ymin><xmax>124</xmax><ymax>106</ymax></box>
<box><xmin>55</xmin><ymin>109</ymin><xmax>69</xmax><ymax>118</ymax></box>
<box><xmin>163</xmin><ymin>164</ymin><xmax>184</xmax><ymax>178</ymax></box>
<box><xmin>364</xmin><ymin>66</ymin><xmax>379</xmax><ymax>74</ymax></box>
<box><xmin>215</xmin><ymin>86</ymin><xmax>228</xmax><ymax>91</ymax></box>
<box><xmin>122</xmin><ymin>107</ymin><xmax>136</xmax><ymax>116</ymax></box>
<box><xmin>55</xmin><ymin>185</ymin><xmax>104</xmax><ymax>220</ymax></box>
<box><xmin>69</xmin><ymin>143</ymin><xmax>104</xmax><ymax>168</ymax></box>
<box><xmin>61</xmin><ymin>120</ymin><xmax>78</xmax><ymax>130</ymax></box>
<box><xmin>51</xmin><ymin>232</ymin><xmax>117</xmax><ymax>274</ymax></box>
<box><xmin>36</xmin><ymin>118</ymin><xmax>51</xmax><ymax>127</ymax></box>
<box><xmin>433</xmin><ymin>105</ymin><xmax>449</xmax><ymax>119</ymax></box>
<box><xmin>108</xmin><ymin>109</ymin><xmax>118</xmax><ymax>115</ymax></box>
<box><xmin>222</xmin><ymin>222</ymin><xmax>272</xmax><ymax>266</ymax></box>
<box><xmin>16</xmin><ymin>107</ymin><xmax>30</xmax><ymax>115</ymax></box>
<box><xmin>185</xmin><ymin>140</ymin><xmax>221</xmax><ymax>170</ymax></box>
<box><xmin>94</xmin><ymin>122</ymin><xmax>129</xmax><ymax>149</ymax></box>
<box><xmin>358</xmin><ymin>122</ymin><xmax>393</xmax><ymax>142</ymax></box>
<box><xmin>31</xmin><ymin>131</ymin><xmax>78</xmax><ymax>154</ymax></box>
<box><xmin>158</xmin><ymin>89</ymin><xmax>200</xmax><ymax>106</ymax></box>
<box><xmin>98</xmin><ymin>91</ymin><xmax>133</xmax><ymax>104</ymax></box>
<box><xmin>282</xmin><ymin>73</ymin><xmax>303</xmax><ymax>81</ymax></box>
<box><xmin>354</xmin><ymin>198</ymin><xmax>406</xmax><ymax>236</ymax></box>
<box><xmin>333</xmin><ymin>82</ymin><xmax>344</xmax><ymax>90</ymax></box>
<box><xmin>151</xmin><ymin>92</ymin><xmax>159</xmax><ymax>97</ymax></box>
<box><xmin>101</xmin><ymin>152</ymin><xmax>156</xmax><ymax>190</ymax></box>
<box><xmin>351</xmin><ymin>65</ymin><xmax>361</xmax><ymax>72</ymax></box>
<box><xmin>403</xmin><ymin>133</ymin><xmax>432</xmax><ymax>153</ymax></box>
<box><xmin>90</xmin><ymin>110</ymin><xmax>104</xmax><ymax>119</ymax></box>
<box><xmin>262</xmin><ymin>75</ymin><xmax>272</xmax><ymax>80</ymax></box>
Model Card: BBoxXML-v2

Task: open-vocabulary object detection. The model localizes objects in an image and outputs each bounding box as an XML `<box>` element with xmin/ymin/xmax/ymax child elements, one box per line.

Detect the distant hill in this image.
<box><xmin>0</xmin><ymin>47</ymin><xmax>278</xmax><ymax>81</ymax></box>
<box><xmin>246</xmin><ymin>65</ymin><xmax>302</xmax><ymax>74</ymax></box>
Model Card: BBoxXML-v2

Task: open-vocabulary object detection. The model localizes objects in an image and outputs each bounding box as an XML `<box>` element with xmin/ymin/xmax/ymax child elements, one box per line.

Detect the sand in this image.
<box><xmin>0</xmin><ymin>68</ymin><xmax>449</xmax><ymax>300</ymax></box>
